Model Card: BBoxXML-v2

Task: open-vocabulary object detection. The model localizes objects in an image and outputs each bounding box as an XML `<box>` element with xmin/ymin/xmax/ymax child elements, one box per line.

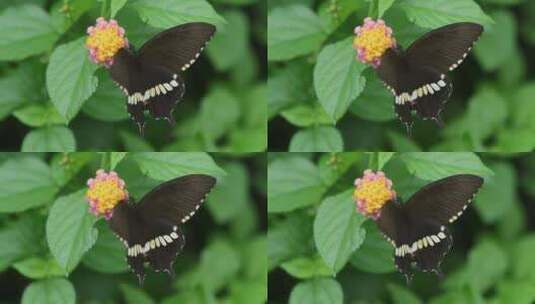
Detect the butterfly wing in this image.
<box><xmin>405</xmin><ymin>22</ymin><xmax>483</xmax><ymax>74</ymax></box>
<box><xmin>137</xmin><ymin>22</ymin><xmax>216</xmax><ymax>73</ymax></box>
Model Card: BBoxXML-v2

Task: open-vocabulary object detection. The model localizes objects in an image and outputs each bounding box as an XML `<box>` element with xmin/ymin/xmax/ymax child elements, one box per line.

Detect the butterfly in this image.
<box><xmin>375</xmin><ymin>22</ymin><xmax>483</xmax><ymax>135</ymax></box>
<box><xmin>375</xmin><ymin>174</ymin><xmax>483</xmax><ymax>282</ymax></box>
<box><xmin>108</xmin><ymin>174</ymin><xmax>216</xmax><ymax>285</ymax></box>
<box><xmin>108</xmin><ymin>22</ymin><xmax>216</xmax><ymax>134</ymax></box>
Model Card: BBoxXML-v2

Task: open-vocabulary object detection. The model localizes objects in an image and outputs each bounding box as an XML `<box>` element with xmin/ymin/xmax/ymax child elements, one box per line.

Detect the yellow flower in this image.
<box><xmin>353</xmin><ymin>18</ymin><xmax>396</xmax><ymax>67</ymax></box>
<box><xmin>85</xmin><ymin>17</ymin><xmax>128</xmax><ymax>67</ymax></box>
<box><xmin>85</xmin><ymin>170</ymin><xmax>128</xmax><ymax>219</ymax></box>
<box><xmin>353</xmin><ymin>169</ymin><xmax>396</xmax><ymax>219</ymax></box>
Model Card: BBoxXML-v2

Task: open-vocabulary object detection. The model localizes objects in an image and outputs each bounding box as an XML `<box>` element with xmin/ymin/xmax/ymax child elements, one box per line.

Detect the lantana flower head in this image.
<box><xmin>353</xmin><ymin>17</ymin><xmax>396</xmax><ymax>68</ymax></box>
<box><xmin>353</xmin><ymin>169</ymin><xmax>396</xmax><ymax>220</ymax></box>
<box><xmin>85</xmin><ymin>17</ymin><xmax>129</xmax><ymax>67</ymax></box>
<box><xmin>85</xmin><ymin>169</ymin><xmax>128</xmax><ymax>220</ymax></box>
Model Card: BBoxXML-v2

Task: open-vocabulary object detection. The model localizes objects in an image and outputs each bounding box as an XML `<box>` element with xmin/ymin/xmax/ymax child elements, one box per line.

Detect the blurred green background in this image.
<box><xmin>0</xmin><ymin>0</ymin><xmax>266</xmax><ymax>152</ymax></box>
<box><xmin>0</xmin><ymin>152</ymin><xmax>266</xmax><ymax>303</ymax></box>
<box><xmin>268</xmin><ymin>152</ymin><xmax>535</xmax><ymax>303</ymax></box>
<box><xmin>268</xmin><ymin>0</ymin><xmax>535</xmax><ymax>152</ymax></box>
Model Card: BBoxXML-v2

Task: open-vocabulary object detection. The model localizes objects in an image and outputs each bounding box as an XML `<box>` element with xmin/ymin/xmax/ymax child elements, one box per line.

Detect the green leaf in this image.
<box><xmin>281</xmin><ymin>103</ymin><xmax>334</xmax><ymax>127</ymax></box>
<box><xmin>268</xmin><ymin>156</ymin><xmax>326</xmax><ymax>213</ymax></box>
<box><xmin>378</xmin><ymin>152</ymin><xmax>395</xmax><ymax>170</ymax></box>
<box><xmin>46</xmin><ymin>38</ymin><xmax>98</xmax><ymax>122</ymax></box>
<box><xmin>110</xmin><ymin>152</ymin><xmax>127</xmax><ymax>170</ymax></box>
<box><xmin>0</xmin><ymin>157</ymin><xmax>59</xmax><ymax>213</ymax></box>
<box><xmin>82</xmin><ymin>222</ymin><xmax>128</xmax><ymax>274</ymax></box>
<box><xmin>511</xmin><ymin>235</ymin><xmax>535</xmax><ymax>281</ymax></box>
<box><xmin>474</xmin><ymin>162</ymin><xmax>515</xmax><ymax>224</ymax></box>
<box><xmin>399</xmin><ymin>0</ymin><xmax>494</xmax><ymax>29</ymax></box>
<box><xmin>21</xmin><ymin>278</ymin><xmax>75</xmax><ymax>304</ymax></box>
<box><xmin>0</xmin><ymin>5</ymin><xmax>59</xmax><ymax>61</ymax></box>
<box><xmin>207</xmin><ymin>162</ymin><xmax>249</xmax><ymax>224</ymax></box>
<box><xmin>200</xmin><ymin>86</ymin><xmax>241</xmax><ymax>142</ymax></box>
<box><xmin>13</xmin><ymin>256</ymin><xmax>66</xmax><ymax>279</ymax></box>
<box><xmin>120</xmin><ymin>284</ymin><xmax>155</xmax><ymax>304</ymax></box>
<box><xmin>400</xmin><ymin>152</ymin><xmax>493</xmax><ymax>181</ymax></box>
<box><xmin>268</xmin><ymin>212</ymin><xmax>314</xmax><ymax>270</ymax></box>
<box><xmin>495</xmin><ymin>280</ymin><xmax>535</xmax><ymax>304</ymax></box>
<box><xmin>350</xmin><ymin>70</ymin><xmax>395</xmax><ymax>122</ymax></box>
<box><xmin>268</xmin><ymin>62</ymin><xmax>314</xmax><ymax>118</ymax></box>
<box><xmin>314</xmin><ymin>189</ymin><xmax>366</xmax><ymax>274</ymax></box>
<box><xmin>199</xmin><ymin>239</ymin><xmax>240</xmax><ymax>292</ymax></box>
<box><xmin>388</xmin><ymin>132</ymin><xmax>422</xmax><ymax>152</ymax></box>
<box><xmin>314</xmin><ymin>37</ymin><xmax>366</xmax><ymax>121</ymax></box>
<box><xmin>378</xmin><ymin>0</ymin><xmax>396</xmax><ymax>17</ymax></box>
<box><xmin>387</xmin><ymin>283</ymin><xmax>421</xmax><ymax>304</ymax></box>
<box><xmin>21</xmin><ymin>126</ymin><xmax>76</xmax><ymax>152</ymax></box>
<box><xmin>46</xmin><ymin>190</ymin><xmax>98</xmax><ymax>273</ymax></box>
<box><xmin>281</xmin><ymin>255</ymin><xmax>331</xmax><ymax>279</ymax></box>
<box><xmin>474</xmin><ymin>11</ymin><xmax>516</xmax><ymax>71</ymax></box>
<box><xmin>119</xmin><ymin>131</ymin><xmax>154</xmax><ymax>152</ymax></box>
<box><xmin>289</xmin><ymin>278</ymin><xmax>343</xmax><ymax>304</ymax></box>
<box><xmin>50</xmin><ymin>0</ymin><xmax>93</xmax><ymax>34</ymax></box>
<box><xmin>350</xmin><ymin>221</ymin><xmax>396</xmax><ymax>273</ymax></box>
<box><xmin>268</xmin><ymin>5</ymin><xmax>327</xmax><ymax>61</ymax></box>
<box><xmin>463</xmin><ymin>86</ymin><xmax>508</xmax><ymax>143</ymax></box>
<box><xmin>206</xmin><ymin>10</ymin><xmax>248</xmax><ymax>71</ymax></box>
<box><xmin>130</xmin><ymin>152</ymin><xmax>226</xmax><ymax>181</ymax></box>
<box><xmin>0</xmin><ymin>214</ymin><xmax>45</xmax><ymax>271</ymax></box>
<box><xmin>318</xmin><ymin>153</ymin><xmax>361</xmax><ymax>187</ymax></box>
<box><xmin>131</xmin><ymin>0</ymin><xmax>225</xmax><ymax>29</ymax></box>
<box><xmin>50</xmin><ymin>152</ymin><xmax>93</xmax><ymax>187</ymax></box>
<box><xmin>289</xmin><ymin>126</ymin><xmax>344</xmax><ymax>152</ymax></box>
<box><xmin>82</xmin><ymin>70</ymin><xmax>129</xmax><ymax>122</ymax></box>
<box><xmin>511</xmin><ymin>83</ymin><xmax>535</xmax><ymax>130</ymax></box>
<box><xmin>13</xmin><ymin>104</ymin><xmax>67</xmax><ymax>127</ymax></box>
<box><xmin>0</xmin><ymin>66</ymin><xmax>38</xmax><ymax>120</ymax></box>
<box><xmin>111</xmin><ymin>0</ymin><xmax>128</xmax><ymax>17</ymax></box>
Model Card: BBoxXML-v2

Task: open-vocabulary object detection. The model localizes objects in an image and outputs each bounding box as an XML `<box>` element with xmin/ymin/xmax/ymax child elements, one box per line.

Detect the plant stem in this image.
<box><xmin>367</xmin><ymin>0</ymin><xmax>376</xmax><ymax>18</ymax></box>
<box><xmin>100</xmin><ymin>152</ymin><xmax>111</xmax><ymax>170</ymax></box>
<box><xmin>100</xmin><ymin>0</ymin><xmax>108</xmax><ymax>17</ymax></box>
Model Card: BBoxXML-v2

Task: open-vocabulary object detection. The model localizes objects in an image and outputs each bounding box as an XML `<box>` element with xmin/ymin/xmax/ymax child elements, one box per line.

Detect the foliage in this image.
<box><xmin>268</xmin><ymin>152</ymin><xmax>535</xmax><ymax>303</ymax></box>
<box><xmin>0</xmin><ymin>0</ymin><xmax>266</xmax><ymax>152</ymax></box>
<box><xmin>268</xmin><ymin>0</ymin><xmax>535</xmax><ymax>152</ymax></box>
<box><xmin>0</xmin><ymin>152</ymin><xmax>266</xmax><ymax>304</ymax></box>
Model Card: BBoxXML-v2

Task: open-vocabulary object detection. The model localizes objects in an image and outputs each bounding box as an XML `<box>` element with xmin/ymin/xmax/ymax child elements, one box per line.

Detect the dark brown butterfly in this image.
<box><xmin>375</xmin><ymin>174</ymin><xmax>483</xmax><ymax>282</ymax></box>
<box><xmin>375</xmin><ymin>23</ymin><xmax>483</xmax><ymax>135</ymax></box>
<box><xmin>108</xmin><ymin>23</ymin><xmax>216</xmax><ymax>134</ymax></box>
<box><xmin>108</xmin><ymin>174</ymin><xmax>216</xmax><ymax>285</ymax></box>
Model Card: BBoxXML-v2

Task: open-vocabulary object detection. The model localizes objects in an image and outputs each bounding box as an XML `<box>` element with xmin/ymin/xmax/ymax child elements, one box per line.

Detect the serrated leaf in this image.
<box><xmin>0</xmin><ymin>157</ymin><xmax>59</xmax><ymax>213</ymax></box>
<box><xmin>314</xmin><ymin>37</ymin><xmax>366</xmax><ymax>121</ymax></box>
<box><xmin>21</xmin><ymin>278</ymin><xmax>75</xmax><ymax>304</ymax></box>
<box><xmin>399</xmin><ymin>0</ymin><xmax>494</xmax><ymax>29</ymax></box>
<box><xmin>268</xmin><ymin>5</ymin><xmax>327</xmax><ymax>61</ymax></box>
<box><xmin>281</xmin><ymin>103</ymin><xmax>334</xmax><ymax>127</ymax></box>
<box><xmin>110</xmin><ymin>152</ymin><xmax>127</xmax><ymax>170</ymax></box>
<box><xmin>0</xmin><ymin>214</ymin><xmax>45</xmax><ymax>271</ymax></box>
<box><xmin>289</xmin><ymin>126</ymin><xmax>344</xmax><ymax>152</ymax></box>
<box><xmin>21</xmin><ymin>126</ymin><xmax>76</xmax><ymax>152</ymax></box>
<box><xmin>13</xmin><ymin>256</ymin><xmax>66</xmax><ymax>279</ymax></box>
<box><xmin>350</xmin><ymin>70</ymin><xmax>395</xmax><ymax>122</ymax></box>
<box><xmin>350</xmin><ymin>221</ymin><xmax>395</xmax><ymax>273</ymax></box>
<box><xmin>289</xmin><ymin>278</ymin><xmax>343</xmax><ymax>304</ymax></box>
<box><xmin>130</xmin><ymin>152</ymin><xmax>226</xmax><ymax>181</ymax></box>
<box><xmin>268</xmin><ymin>156</ymin><xmax>327</xmax><ymax>213</ymax></box>
<box><xmin>206</xmin><ymin>10</ymin><xmax>248</xmax><ymax>71</ymax></box>
<box><xmin>199</xmin><ymin>239</ymin><xmax>240</xmax><ymax>292</ymax></box>
<box><xmin>387</xmin><ymin>283</ymin><xmax>421</xmax><ymax>304</ymax></box>
<box><xmin>46</xmin><ymin>38</ymin><xmax>98</xmax><ymax>122</ymax></box>
<box><xmin>474</xmin><ymin>11</ymin><xmax>516</xmax><ymax>71</ymax></box>
<box><xmin>207</xmin><ymin>162</ymin><xmax>249</xmax><ymax>224</ymax></box>
<box><xmin>200</xmin><ymin>86</ymin><xmax>241</xmax><ymax>143</ymax></box>
<box><xmin>111</xmin><ymin>0</ymin><xmax>128</xmax><ymax>18</ymax></box>
<box><xmin>281</xmin><ymin>255</ymin><xmax>331</xmax><ymax>279</ymax></box>
<box><xmin>314</xmin><ymin>189</ymin><xmax>366</xmax><ymax>274</ymax></box>
<box><xmin>120</xmin><ymin>284</ymin><xmax>155</xmax><ymax>304</ymax></box>
<box><xmin>82</xmin><ymin>70</ymin><xmax>129</xmax><ymax>122</ymax></box>
<box><xmin>474</xmin><ymin>162</ymin><xmax>515</xmax><ymax>223</ymax></box>
<box><xmin>46</xmin><ymin>190</ymin><xmax>98</xmax><ymax>273</ymax></box>
<box><xmin>0</xmin><ymin>5</ymin><xmax>60</xmax><ymax>61</ymax></box>
<box><xmin>13</xmin><ymin>104</ymin><xmax>66</xmax><ymax>127</ymax></box>
<box><xmin>82</xmin><ymin>222</ymin><xmax>127</xmax><ymax>274</ymax></box>
<box><xmin>400</xmin><ymin>152</ymin><xmax>493</xmax><ymax>181</ymax></box>
<box><xmin>131</xmin><ymin>0</ymin><xmax>225</xmax><ymax>29</ymax></box>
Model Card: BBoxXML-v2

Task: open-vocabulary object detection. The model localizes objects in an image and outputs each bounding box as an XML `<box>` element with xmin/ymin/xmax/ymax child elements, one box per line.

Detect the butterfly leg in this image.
<box><xmin>432</xmin><ymin>114</ymin><xmax>444</xmax><ymax>128</ymax></box>
<box><xmin>127</xmin><ymin>103</ymin><xmax>146</xmax><ymax>136</ymax></box>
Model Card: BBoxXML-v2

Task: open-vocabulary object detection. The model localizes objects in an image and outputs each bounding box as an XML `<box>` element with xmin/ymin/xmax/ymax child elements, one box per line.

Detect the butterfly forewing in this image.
<box><xmin>405</xmin><ymin>22</ymin><xmax>483</xmax><ymax>74</ymax></box>
<box><xmin>138</xmin><ymin>22</ymin><xmax>216</xmax><ymax>73</ymax></box>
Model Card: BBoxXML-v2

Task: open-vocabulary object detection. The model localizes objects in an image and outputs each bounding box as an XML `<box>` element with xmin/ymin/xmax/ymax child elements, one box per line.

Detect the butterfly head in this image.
<box><xmin>85</xmin><ymin>169</ymin><xmax>129</xmax><ymax>220</ymax></box>
<box><xmin>85</xmin><ymin>17</ymin><xmax>129</xmax><ymax>67</ymax></box>
<box><xmin>353</xmin><ymin>169</ymin><xmax>397</xmax><ymax>220</ymax></box>
<box><xmin>353</xmin><ymin>17</ymin><xmax>397</xmax><ymax>68</ymax></box>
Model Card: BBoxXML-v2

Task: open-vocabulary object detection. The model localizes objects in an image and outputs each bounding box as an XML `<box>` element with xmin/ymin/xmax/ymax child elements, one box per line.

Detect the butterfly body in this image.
<box><xmin>108</xmin><ymin>22</ymin><xmax>216</xmax><ymax>133</ymax></box>
<box><xmin>108</xmin><ymin>174</ymin><xmax>216</xmax><ymax>285</ymax></box>
<box><xmin>375</xmin><ymin>22</ymin><xmax>483</xmax><ymax>133</ymax></box>
<box><xmin>375</xmin><ymin>174</ymin><xmax>483</xmax><ymax>282</ymax></box>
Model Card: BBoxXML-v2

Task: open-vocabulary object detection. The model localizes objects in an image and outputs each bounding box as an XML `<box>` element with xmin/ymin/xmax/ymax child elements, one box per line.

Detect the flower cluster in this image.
<box><xmin>353</xmin><ymin>17</ymin><xmax>396</xmax><ymax>67</ymax></box>
<box><xmin>353</xmin><ymin>169</ymin><xmax>396</xmax><ymax>219</ymax></box>
<box><xmin>85</xmin><ymin>170</ymin><xmax>128</xmax><ymax>220</ymax></box>
<box><xmin>85</xmin><ymin>17</ymin><xmax>128</xmax><ymax>67</ymax></box>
